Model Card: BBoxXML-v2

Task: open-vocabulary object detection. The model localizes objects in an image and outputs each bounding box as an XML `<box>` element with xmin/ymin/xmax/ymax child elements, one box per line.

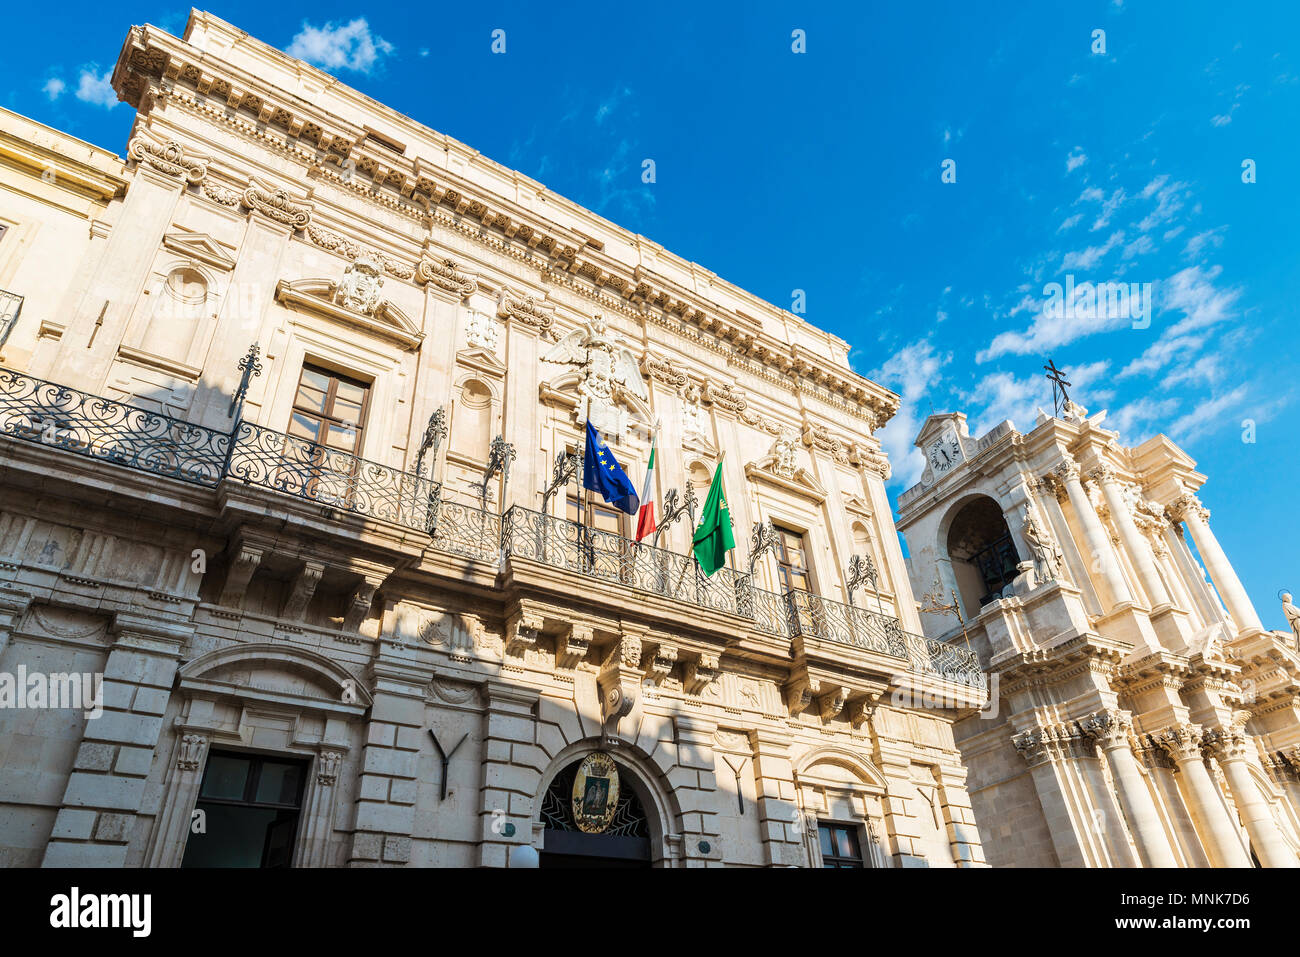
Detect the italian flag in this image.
<box><xmin>635</xmin><ymin>437</ymin><xmax>657</xmax><ymax>542</ymax></box>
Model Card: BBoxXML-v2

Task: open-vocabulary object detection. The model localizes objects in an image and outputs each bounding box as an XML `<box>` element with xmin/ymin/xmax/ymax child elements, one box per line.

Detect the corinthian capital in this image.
<box><xmin>1166</xmin><ymin>493</ymin><xmax>1209</xmax><ymax>524</ymax></box>
<box><xmin>1152</xmin><ymin>723</ymin><xmax>1206</xmax><ymax>764</ymax></box>
<box><xmin>1086</xmin><ymin>463</ymin><xmax>1118</xmax><ymax>486</ymax></box>
<box><xmin>1202</xmin><ymin>725</ymin><xmax>1252</xmax><ymax>763</ymax></box>
<box><xmin>1011</xmin><ymin>729</ymin><xmax>1051</xmax><ymax>766</ymax></box>
<box><xmin>1053</xmin><ymin>460</ymin><xmax>1081</xmax><ymax>484</ymax></box>
<box><xmin>1081</xmin><ymin>708</ymin><xmax>1134</xmax><ymax>749</ymax></box>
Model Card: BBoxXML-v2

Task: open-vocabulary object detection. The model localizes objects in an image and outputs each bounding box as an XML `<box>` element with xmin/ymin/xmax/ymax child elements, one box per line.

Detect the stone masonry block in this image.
<box><xmin>49</xmin><ymin>809</ymin><xmax>97</xmax><ymax>841</ymax></box>
<box><xmin>73</xmin><ymin>743</ymin><xmax>116</xmax><ymax>772</ymax></box>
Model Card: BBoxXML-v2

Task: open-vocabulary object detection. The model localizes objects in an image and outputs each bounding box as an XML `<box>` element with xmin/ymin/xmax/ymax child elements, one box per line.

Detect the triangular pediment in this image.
<box><xmin>163</xmin><ymin>230</ymin><xmax>237</xmax><ymax>271</ymax></box>
<box><xmin>744</xmin><ymin>461</ymin><xmax>827</xmax><ymax>504</ymax></box>
<box><xmin>456</xmin><ymin>346</ymin><xmax>506</xmax><ymax>378</ymax></box>
<box><xmin>913</xmin><ymin>412</ymin><xmax>968</xmax><ymax>450</ymax></box>
<box><xmin>843</xmin><ymin>493</ymin><xmax>873</xmax><ymax>518</ymax></box>
<box><xmin>274</xmin><ymin>278</ymin><xmax>423</xmax><ymax>350</ymax></box>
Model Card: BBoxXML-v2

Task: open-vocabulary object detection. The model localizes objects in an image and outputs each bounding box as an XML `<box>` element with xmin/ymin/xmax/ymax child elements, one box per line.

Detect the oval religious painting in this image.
<box><xmin>570</xmin><ymin>752</ymin><xmax>620</xmax><ymax>833</ymax></box>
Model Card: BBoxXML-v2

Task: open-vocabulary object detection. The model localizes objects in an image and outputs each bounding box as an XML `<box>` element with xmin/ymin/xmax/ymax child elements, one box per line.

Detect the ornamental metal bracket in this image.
<box><xmin>228</xmin><ymin>342</ymin><xmax>263</xmax><ymax>419</ymax></box>
<box><xmin>749</xmin><ymin>520</ymin><xmax>779</xmax><ymax>578</ymax></box>
<box><xmin>653</xmin><ymin>484</ymin><xmax>697</xmax><ymax>548</ymax></box>
<box><xmin>847</xmin><ymin>553</ymin><xmax>883</xmax><ymax>613</ymax></box>
<box><xmin>541</xmin><ymin>449</ymin><xmax>579</xmax><ymax>515</ymax></box>
<box><xmin>470</xmin><ymin>434</ymin><xmax>516</xmax><ymax>512</ymax></box>
<box><xmin>414</xmin><ymin>406</ymin><xmax>447</xmax><ymax>479</ymax></box>
<box><xmin>428</xmin><ymin>729</ymin><xmax>468</xmax><ymax>801</ymax></box>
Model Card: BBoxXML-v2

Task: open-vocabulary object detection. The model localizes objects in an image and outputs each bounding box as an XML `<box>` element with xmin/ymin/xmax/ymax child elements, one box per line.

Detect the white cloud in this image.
<box><xmin>1136</xmin><ymin>179</ymin><xmax>1187</xmax><ymax>233</ymax></box>
<box><xmin>286</xmin><ymin>18</ymin><xmax>394</xmax><ymax>74</ymax></box>
<box><xmin>966</xmin><ymin>361</ymin><xmax>1112</xmax><ymax>438</ymax></box>
<box><xmin>1167</xmin><ymin>385</ymin><xmax>1249</xmax><ymax>445</ymax></box>
<box><xmin>43</xmin><ymin>77</ymin><xmax>66</xmax><ymax>101</ymax></box>
<box><xmin>1183</xmin><ymin>228</ymin><xmax>1224</xmax><ymax>259</ymax></box>
<box><xmin>976</xmin><ymin>275</ymin><xmax>1136</xmax><ymax>362</ymax></box>
<box><xmin>1089</xmin><ymin>189</ymin><xmax>1127</xmax><ymax>231</ymax></box>
<box><xmin>1164</xmin><ymin>354</ymin><xmax>1223</xmax><ymax>389</ymax></box>
<box><xmin>1120</xmin><ymin>333</ymin><xmax>1204</xmax><ymax>378</ymax></box>
<box><xmin>74</xmin><ymin>67</ymin><xmax>117</xmax><ymax>108</ymax></box>
<box><xmin>1057</xmin><ymin>212</ymin><xmax>1083</xmax><ymax>232</ymax></box>
<box><xmin>1107</xmin><ymin>396</ymin><xmax>1180</xmax><ymax>442</ymax></box>
<box><xmin>869</xmin><ymin>340</ymin><xmax>951</xmax><ymax>488</ymax></box>
<box><xmin>1062</xmin><ymin>229</ymin><xmax>1125</xmax><ymax>270</ymax></box>
<box><xmin>1066</xmin><ymin>148</ymin><xmax>1087</xmax><ymax>172</ymax></box>
<box><xmin>1211</xmin><ymin>113</ymin><xmax>1233</xmax><ymax>126</ymax></box>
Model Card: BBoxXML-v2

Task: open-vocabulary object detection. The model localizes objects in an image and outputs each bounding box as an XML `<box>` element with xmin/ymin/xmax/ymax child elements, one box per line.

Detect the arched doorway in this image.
<box><xmin>945</xmin><ymin>495</ymin><xmax>1020</xmax><ymax>616</ymax></box>
<box><xmin>537</xmin><ymin>757</ymin><xmax>653</xmax><ymax>868</ymax></box>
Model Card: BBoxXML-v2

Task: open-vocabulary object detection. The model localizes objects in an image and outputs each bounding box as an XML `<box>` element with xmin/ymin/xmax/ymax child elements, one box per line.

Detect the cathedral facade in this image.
<box><xmin>0</xmin><ymin>12</ymin><xmax>986</xmax><ymax>867</ymax></box>
<box><xmin>897</xmin><ymin>403</ymin><xmax>1300</xmax><ymax>867</ymax></box>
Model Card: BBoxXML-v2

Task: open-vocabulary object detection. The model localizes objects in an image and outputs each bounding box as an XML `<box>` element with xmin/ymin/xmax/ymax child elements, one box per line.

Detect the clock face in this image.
<box><xmin>928</xmin><ymin>436</ymin><xmax>962</xmax><ymax>473</ymax></box>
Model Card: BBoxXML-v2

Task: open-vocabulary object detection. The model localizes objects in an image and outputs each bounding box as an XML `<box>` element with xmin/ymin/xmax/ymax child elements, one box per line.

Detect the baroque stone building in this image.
<box><xmin>897</xmin><ymin>402</ymin><xmax>1300</xmax><ymax>868</ymax></box>
<box><xmin>0</xmin><ymin>11</ymin><xmax>986</xmax><ymax>868</ymax></box>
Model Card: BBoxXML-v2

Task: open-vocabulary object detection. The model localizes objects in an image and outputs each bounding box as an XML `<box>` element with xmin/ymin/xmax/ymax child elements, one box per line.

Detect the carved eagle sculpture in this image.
<box><xmin>540</xmin><ymin>314</ymin><xmax>648</xmax><ymax>402</ymax></box>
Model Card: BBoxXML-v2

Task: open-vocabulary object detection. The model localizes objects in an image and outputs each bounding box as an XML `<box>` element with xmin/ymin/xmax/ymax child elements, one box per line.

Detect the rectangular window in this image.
<box><xmin>774</xmin><ymin>524</ymin><xmax>812</xmax><ymax>593</ymax></box>
<box><xmin>288</xmin><ymin>364</ymin><xmax>370</xmax><ymax>454</ymax></box>
<box><xmin>183</xmin><ymin>751</ymin><xmax>308</xmax><ymax>868</ymax></box>
<box><xmin>818</xmin><ymin>822</ymin><xmax>864</xmax><ymax>868</ymax></box>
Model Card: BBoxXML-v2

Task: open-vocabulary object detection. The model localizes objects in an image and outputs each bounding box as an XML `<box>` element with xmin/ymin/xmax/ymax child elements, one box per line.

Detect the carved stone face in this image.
<box><xmin>337</xmin><ymin>256</ymin><xmax>384</xmax><ymax>315</ymax></box>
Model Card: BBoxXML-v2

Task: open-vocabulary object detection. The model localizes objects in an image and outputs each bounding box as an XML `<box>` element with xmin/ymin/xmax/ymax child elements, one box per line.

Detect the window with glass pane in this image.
<box><xmin>183</xmin><ymin>751</ymin><xmax>309</xmax><ymax>869</ymax></box>
<box><xmin>774</xmin><ymin>525</ymin><xmax>812</xmax><ymax>592</ymax></box>
<box><xmin>818</xmin><ymin>822</ymin><xmax>864</xmax><ymax>868</ymax></box>
<box><xmin>289</xmin><ymin>364</ymin><xmax>370</xmax><ymax>454</ymax></box>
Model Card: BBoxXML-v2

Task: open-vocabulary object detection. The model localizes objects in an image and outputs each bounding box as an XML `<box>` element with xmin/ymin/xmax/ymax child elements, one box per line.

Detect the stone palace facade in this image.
<box><xmin>897</xmin><ymin>404</ymin><xmax>1300</xmax><ymax>868</ymax></box>
<box><xmin>0</xmin><ymin>11</ymin><xmax>987</xmax><ymax>867</ymax></box>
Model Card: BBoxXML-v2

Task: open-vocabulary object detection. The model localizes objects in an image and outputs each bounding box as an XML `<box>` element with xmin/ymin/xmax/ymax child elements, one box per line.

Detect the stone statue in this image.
<box><xmin>335</xmin><ymin>250</ymin><xmax>385</xmax><ymax>316</ymax></box>
<box><xmin>542</xmin><ymin>314</ymin><xmax>648</xmax><ymax>436</ymax></box>
<box><xmin>1021</xmin><ymin>504</ymin><xmax>1063</xmax><ymax>583</ymax></box>
<box><xmin>1283</xmin><ymin>592</ymin><xmax>1300</xmax><ymax>650</ymax></box>
<box><xmin>770</xmin><ymin>430</ymin><xmax>798</xmax><ymax>478</ymax></box>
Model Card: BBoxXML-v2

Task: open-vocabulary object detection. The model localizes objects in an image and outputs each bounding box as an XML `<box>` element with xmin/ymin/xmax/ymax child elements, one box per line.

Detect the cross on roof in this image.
<box><xmin>1043</xmin><ymin>358</ymin><xmax>1072</xmax><ymax>417</ymax></box>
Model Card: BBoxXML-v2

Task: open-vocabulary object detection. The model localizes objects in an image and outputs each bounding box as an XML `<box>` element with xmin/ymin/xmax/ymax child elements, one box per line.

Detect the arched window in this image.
<box><xmin>946</xmin><ymin>496</ymin><xmax>1020</xmax><ymax>615</ymax></box>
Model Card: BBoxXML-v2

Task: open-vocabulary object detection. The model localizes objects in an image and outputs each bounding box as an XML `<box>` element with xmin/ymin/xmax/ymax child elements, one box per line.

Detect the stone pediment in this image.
<box><xmin>162</xmin><ymin>229</ymin><xmax>236</xmax><ymax>270</ymax></box>
<box><xmin>275</xmin><ymin>278</ymin><xmax>423</xmax><ymax>350</ymax></box>
<box><xmin>744</xmin><ymin>460</ymin><xmax>827</xmax><ymax>504</ymax></box>
<box><xmin>456</xmin><ymin>346</ymin><xmax>506</xmax><ymax>378</ymax></box>
<box><xmin>843</xmin><ymin>493</ymin><xmax>873</xmax><ymax>518</ymax></box>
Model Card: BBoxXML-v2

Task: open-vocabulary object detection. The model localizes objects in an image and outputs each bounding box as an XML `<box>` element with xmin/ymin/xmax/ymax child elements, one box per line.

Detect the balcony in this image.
<box><xmin>0</xmin><ymin>366</ymin><xmax>985</xmax><ymax>690</ymax></box>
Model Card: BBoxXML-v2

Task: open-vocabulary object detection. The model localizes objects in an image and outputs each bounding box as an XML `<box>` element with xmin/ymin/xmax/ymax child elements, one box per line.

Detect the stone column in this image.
<box><xmin>1152</xmin><ymin>723</ymin><xmax>1252</xmax><ymax>867</ymax></box>
<box><xmin>477</xmin><ymin>679</ymin><xmax>542</xmax><ymax>868</ymax></box>
<box><xmin>143</xmin><ymin>731</ymin><xmax>209</xmax><ymax>867</ymax></box>
<box><xmin>1011</xmin><ymin>728</ymin><xmax>1088</xmax><ymax>867</ymax></box>
<box><xmin>42</xmin><ymin>612</ymin><xmax>191</xmax><ymax>867</ymax></box>
<box><xmin>1205</xmin><ymin>723</ymin><xmax>1298</xmax><ymax>868</ymax></box>
<box><xmin>1168</xmin><ymin>494</ymin><xmax>1264</xmax><ymax>635</ymax></box>
<box><xmin>1053</xmin><ymin>461</ymin><xmax>1133</xmax><ymax>611</ymax></box>
<box><xmin>348</xmin><ymin>649</ymin><xmax>429</xmax><ymax>868</ymax></box>
<box><xmin>0</xmin><ymin>585</ymin><xmax>33</xmax><ymax>660</ymax></box>
<box><xmin>1082</xmin><ymin>709</ymin><xmax>1178</xmax><ymax>867</ymax></box>
<box><xmin>1163</xmin><ymin>523</ymin><xmax>1227</xmax><ymax>628</ymax></box>
<box><xmin>296</xmin><ymin>747</ymin><xmax>347</xmax><ymax>868</ymax></box>
<box><xmin>749</xmin><ymin>729</ymin><xmax>805</xmax><ymax>867</ymax></box>
<box><xmin>1090</xmin><ymin>466</ymin><xmax>1170</xmax><ymax>609</ymax></box>
<box><xmin>1035</xmin><ymin>476</ymin><xmax>1104</xmax><ymax>616</ymax></box>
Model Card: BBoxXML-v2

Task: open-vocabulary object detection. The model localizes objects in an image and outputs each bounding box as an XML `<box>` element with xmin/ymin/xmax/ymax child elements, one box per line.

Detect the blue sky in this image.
<box><xmin>5</xmin><ymin>1</ymin><xmax>1297</xmax><ymax>628</ymax></box>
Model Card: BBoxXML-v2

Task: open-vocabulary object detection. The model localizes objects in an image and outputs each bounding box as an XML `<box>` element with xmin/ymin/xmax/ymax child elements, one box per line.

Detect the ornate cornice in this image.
<box><xmin>114</xmin><ymin>27</ymin><xmax>898</xmax><ymax>431</ymax></box>
<box><xmin>242</xmin><ymin>177</ymin><xmax>312</xmax><ymax>229</ymax></box>
<box><xmin>415</xmin><ymin>256</ymin><xmax>477</xmax><ymax>298</ymax></box>
<box><xmin>127</xmin><ymin>129</ymin><xmax>208</xmax><ymax>184</ymax></box>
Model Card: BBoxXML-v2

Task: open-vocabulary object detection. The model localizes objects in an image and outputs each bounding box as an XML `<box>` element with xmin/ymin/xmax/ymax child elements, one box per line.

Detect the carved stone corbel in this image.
<box><xmin>682</xmin><ymin>652</ymin><xmax>719</xmax><ymax>697</ymax></box>
<box><xmin>218</xmin><ymin>544</ymin><xmax>264</xmax><ymax>608</ymax></box>
<box><xmin>343</xmin><ymin>577</ymin><xmax>382</xmax><ymax>632</ymax></box>
<box><xmin>505</xmin><ymin>611</ymin><xmax>544</xmax><ymax>660</ymax></box>
<box><xmin>598</xmin><ymin>635</ymin><xmax>642</xmax><ymax>740</ymax></box>
<box><xmin>818</xmin><ymin>686</ymin><xmax>850</xmax><ymax>722</ymax></box>
<box><xmin>851</xmin><ymin>694</ymin><xmax>882</xmax><ymax>729</ymax></box>
<box><xmin>784</xmin><ymin>673</ymin><xmax>821</xmax><ymax>714</ymax></box>
<box><xmin>555</xmin><ymin>622</ymin><xmax>592</xmax><ymax>670</ymax></box>
<box><xmin>644</xmin><ymin>642</ymin><xmax>679</xmax><ymax>686</ymax></box>
<box><xmin>281</xmin><ymin>560</ymin><xmax>325</xmax><ymax>620</ymax></box>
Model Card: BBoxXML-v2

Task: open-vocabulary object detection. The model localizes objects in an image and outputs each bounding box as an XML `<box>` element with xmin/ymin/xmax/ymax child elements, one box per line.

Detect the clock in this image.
<box><xmin>927</xmin><ymin>434</ymin><xmax>963</xmax><ymax>474</ymax></box>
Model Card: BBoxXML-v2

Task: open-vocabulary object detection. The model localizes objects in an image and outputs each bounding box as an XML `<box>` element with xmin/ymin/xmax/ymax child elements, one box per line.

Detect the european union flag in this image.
<box><xmin>582</xmin><ymin>420</ymin><xmax>640</xmax><ymax>516</ymax></box>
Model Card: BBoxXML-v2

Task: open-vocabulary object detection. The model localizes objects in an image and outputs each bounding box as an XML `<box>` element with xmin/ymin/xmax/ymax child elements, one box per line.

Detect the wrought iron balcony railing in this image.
<box><xmin>0</xmin><ymin>367</ymin><xmax>986</xmax><ymax>689</ymax></box>
<box><xmin>227</xmin><ymin>421</ymin><xmax>438</xmax><ymax>530</ymax></box>
<box><xmin>0</xmin><ymin>367</ymin><xmax>230</xmax><ymax>486</ymax></box>
<box><xmin>500</xmin><ymin>506</ymin><xmax>751</xmax><ymax>618</ymax></box>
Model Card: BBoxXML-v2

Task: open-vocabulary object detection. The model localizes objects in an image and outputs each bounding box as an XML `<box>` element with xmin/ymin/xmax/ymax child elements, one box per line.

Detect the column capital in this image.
<box><xmin>1011</xmin><ymin>728</ymin><xmax>1052</xmax><ymax>767</ymax></box>
<box><xmin>1166</xmin><ymin>493</ymin><xmax>1209</xmax><ymax>524</ymax></box>
<box><xmin>1203</xmin><ymin>726</ymin><xmax>1252</xmax><ymax>763</ymax></box>
<box><xmin>1081</xmin><ymin>708</ymin><xmax>1135</xmax><ymax>749</ymax></box>
<box><xmin>1053</xmin><ymin>459</ymin><xmax>1082</xmax><ymax>484</ymax></box>
<box><xmin>1086</xmin><ymin>463</ymin><xmax>1119</xmax><ymax>486</ymax></box>
<box><xmin>1151</xmin><ymin>723</ymin><xmax>1206</xmax><ymax>764</ymax></box>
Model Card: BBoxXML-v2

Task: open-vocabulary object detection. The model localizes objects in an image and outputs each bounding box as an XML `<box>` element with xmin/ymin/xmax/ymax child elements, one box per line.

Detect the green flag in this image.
<box><xmin>692</xmin><ymin>456</ymin><xmax>735</xmax><ymax>577</ymax></box>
